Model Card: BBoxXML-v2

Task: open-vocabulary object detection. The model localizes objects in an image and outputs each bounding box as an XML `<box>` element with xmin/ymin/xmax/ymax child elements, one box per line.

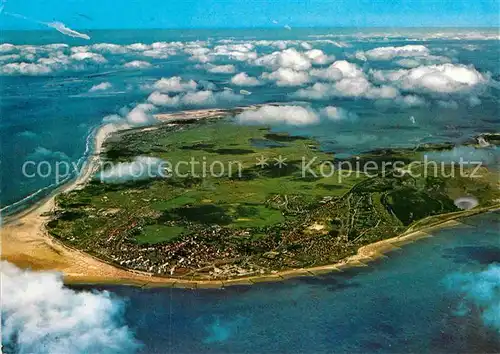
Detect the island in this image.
<box><xmin>3</xmin><ymin>107</ymin><xmax>499</xmax><ymax>287</ymax></box>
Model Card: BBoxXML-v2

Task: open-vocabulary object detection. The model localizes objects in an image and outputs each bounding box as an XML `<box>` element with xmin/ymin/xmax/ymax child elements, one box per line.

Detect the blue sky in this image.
<box><xmin>1</xmin><ymin>0</ymin><xmax>498</xmax><ymax>30</ymax></box>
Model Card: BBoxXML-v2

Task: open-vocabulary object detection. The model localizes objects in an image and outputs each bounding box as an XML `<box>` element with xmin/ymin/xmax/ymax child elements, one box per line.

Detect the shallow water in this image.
<box><xmin>74</xmin><ymin>211</ymin><xmax>500</xmax><ymax>353</ymax></box>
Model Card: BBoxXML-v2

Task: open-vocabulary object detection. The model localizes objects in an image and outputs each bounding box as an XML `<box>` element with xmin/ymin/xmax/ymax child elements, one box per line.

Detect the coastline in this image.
<box><xmin>2</xmin><ymin>116</ymin><xmax>499</xmax><ymax>289</ymax></box>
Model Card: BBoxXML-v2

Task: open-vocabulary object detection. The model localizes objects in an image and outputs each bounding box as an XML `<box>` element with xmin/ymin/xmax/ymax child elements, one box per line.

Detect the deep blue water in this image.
<box><xmin>76</xmin><ymin>211</ymin><xmax>500</xmax><ymax>353</ymax></box>
<box><xmin>1</xmin><ymin>28</ymin><xmax>499</xmax><ymax>214</ymax></box>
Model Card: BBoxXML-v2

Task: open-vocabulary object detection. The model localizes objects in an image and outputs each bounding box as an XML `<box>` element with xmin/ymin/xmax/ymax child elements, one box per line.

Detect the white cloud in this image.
<box><xmin>330</xmin><ymin>60</ymin><xmax>365</xmax><ymax>78</ymax></box>
<box><xmin>1</xmin><ymin>261</ymin><xmax>139</xmax><ymax>354</ymax></box>
<box><xmin>210</xmin><ymin>44</ymin><xmax>258</xmax><ymax>62</ymax></box>
<box><xmin>26</xmin><ymin>146</ymin><xmax>69</xmax><ymax>161</ymax></box>
<box><xmin>0</xmin><ymin>53</ymin><xmax>21</xmax><ymax>63</ymax></box>
<box><xmin>99</xmin><ymin>156</ymin><xmax>167</xmax><ymax>183</ymax></box>
<box><xmin>295</xmin><ymin>74</ymin><xmax>400</xmax><ymax>100</ymax></box>
<box><xmin>309</xmin><ymin>60</ymin><xmax>366</xmax><ymax>84</ymax></box>
<box><xmin>252</xmin><ymin>40</ymin><xmax>288</xmax><ymax>50</ymax></box>
<box><xmin>361</xmin><ymin>45</ymin><xmax>430</xmax><ymax>61</ymax></box>
<box><xmin>310</xmin><ymin>65</ymin><xmax>343</xmax><ymax>82</ymax></box>
<box><xmin>320</xmin><ymin>106</ymin><xmax>357</xmax><ymax>121</ymax></box>
<box><xmin>300</xmin><ymin>42</ymin><xmax>312</xmax><ymax>50</ymax></box>
<box><xmin>126</xmin><ymin>43</ymin><xmax>150</xmax><ymax>51</ymax></box>
<box><xmin>230</xmin><ymin>72</ymin><xmax>262</xmax><ymax>86</ymax></box>
<box><xmin>365</xmin><ymin>85</ymin><xmax>400</xmax><ymax>99</ymax></box>
<box><xmin>294</xmin><ymin>82</ymin><xmax>332</xmax><ymax>100</ymax></box>
<box><xmin>181</xmin><ymin>90</ymin><xmax>217</xmax><ymax>105</ymax></box>
<box><xmin>147</xmin><ymin>91</ymin><xmax>180</xmax><ymax>106</ymax></box>
<box><xmin>236</xmin><ymin>105</ymin><xmax>320</xmax><ymax>126</ymax></box>
<box><xmin>182</xmin><ymin>90</ymin><xmax>243</xmax><ymax>106</ymax></box>
<box><xmin>304</xmin><ymin>49</ymin><xmax>334</xmax><ymax>65</ymax></box>
<box><xmin>214</xmin><ymin>43</ymin><xmax>255</xmax><ymax>53</ymax></box>
<box><xmin>70</xmin><ymin>52</ymin><xmax>107</xmax><ymax>63</ymax></box>
<box><xmin>37</xmin><ymin>56</ymin><xmax>71</xmax><ymax>68</ymax></box>
<box><xmin>215</xmin><ymin>90</ymin><xmax>244</xmax><ymax>103</ymax></box>
<box><xmin>333</xmin><ymin>76</ymin><xmax>373</xmax><ymax>97</ymax></box>
<box><xmin>205</xmin><ymin>64</ymin><xmax>236</xmax><ymax>74</ymax></box>
<box><xmin>141</xmin><ymin>49</ymin><xmax>170</xmax><ymax>59</ymax></box>
<box><xmin>89</xmin><ymin>82</ymin><xmax>112</xmax><ymax>92</ymax></box>
<box><xmin>126</xmin><ymin>103</ymin><xmax>157</xmax><ymax>126</ymax></box>
<box><xmin>197</xmin><ymin>80</ymin><xmax>216</xmax><ymax>90</ymax></box>
<box><xmin>308</xmin><ymin>30</ymin><xmax>499</xmax><ymax>41</ymax></box>
<box><xmin>395</xmin><ymin>56</ymin><xmax>451</xmax><ymax>68</ymax></box>
<box><xmin>0</xmin><ymin>43</ymin><xmax>16</xmax><ymax>53</ymax></box>
<box><xmin>394</xmin><ymin>58</ymin><xmax>422</xmax><ymax>68</ymax></box>
<box><xmin>148</xmin><ymin>89</ymin><xmax>242</xmax><ymax>107</ymax></box>
<box><xmin>371</xmin><ymin>63</ymin><xmax>488</xmax><ymax>94</ymax></box>
<box><xmin>0</xmin><ymin>62</ymin><xmax>52</xmax><ymax>75</ymax></box>
<box><xmin>91</xmin><ymin>43</ymin><xmax>128</xmax><ymax>54</ymax></box>
<box><xmin>446</xmin><ymin>264</ymin><xmax>500</xmax><ymax>332</ymax></box>
<box><xmin>399</xmin><ymin>95</ymin><xmax>427</xmax><ymax>107</ymax></box>
<box><xmin>228</xmin><ymin>50</ymin><xmax>258</xmax><ymax>61</ymax></box>
<box><xmin>254</xmin><ymin>48</ymin><xmax>311</xmax><ymax>71</ymax></box>
<box><xmin>185</xmin><ymin>46</ymin><xmax>212</xmax><ymax>63</ymax></box>
<box><xmin>309</xmin><ymin>40</ymin><xmax>350</xmax><ymax>48</ymax></box>
<box><xmin>71</xmin><ymin>46</ymin><xmax>89</xmax><ymax>53</ymax></box>
<box><xmin>152</xmin><ymin>41</ymin><xmax>183</xmax><ymax>50</ymax></box>
<box><xmin>261</xmin><ymin>68</ymin><xmax>310</xmax><ymax>86</ymax></box>
<box><xmin>189</xmin><ymin>54</ymin><xmax>212</xmax><ymax>63</ymax></box>
<box><xmin>317</xmin><ymin>62</ymin><xmax>400</xmax><ymax>99</ymax></box>
<box><xmin>153</xmin><ymin>76</ymin><xmax>198</xmax><ymax>93</ymax></box>
<box><xmin>123</xmin><ymin>60</ymin><xmax>152</xmax><ymax>69</ymax></box>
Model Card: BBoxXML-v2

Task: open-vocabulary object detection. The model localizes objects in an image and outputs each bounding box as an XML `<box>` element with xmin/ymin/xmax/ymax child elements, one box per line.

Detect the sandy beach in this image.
<box><xmin>2</xmin><ymin>116</ymin><xmax>499</xmax><ymax>289</ymax></box>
